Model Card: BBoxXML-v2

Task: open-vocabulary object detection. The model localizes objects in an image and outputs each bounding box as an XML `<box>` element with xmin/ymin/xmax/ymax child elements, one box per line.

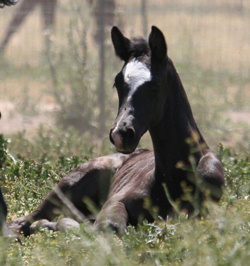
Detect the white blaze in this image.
<box><xmin>122</xmin><ymin>58</ymin><xmax>151</xmax><ymax>99</ymax></box>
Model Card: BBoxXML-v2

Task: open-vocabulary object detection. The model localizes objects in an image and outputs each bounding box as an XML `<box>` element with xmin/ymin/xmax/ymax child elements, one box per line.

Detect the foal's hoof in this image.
<box><xmin>107</xmin><ymin>222</ymin><xmax>124</xmax><ymax>235</ymax></box>
<box><xmin>95</xmin><ymin>219</ymin><xmax>125</xmax><ymax>236</ymax></box>
<box><xmin>55</xmin><ymin>218</ymin><xmax>80</xmax><ymax>232</ymax></box>
<box><xmin>30</xmin><ymin>219</ymin><xmax>57</xmax><ymax>234</ymax></box>
<box><xmin>8</xmin><ymin>216</ymin><xmax>31</xmax><ymax>237</ymax></box>
<box><xmin>30</xmin><ymin>218</ymin><xmax>80</xmax><ymax>234</ymax></box>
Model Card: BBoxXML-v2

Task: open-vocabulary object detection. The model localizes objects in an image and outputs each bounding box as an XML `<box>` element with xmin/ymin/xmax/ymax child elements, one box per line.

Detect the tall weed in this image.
<box><xmin>45</xmin><ymin>1</ymin><xmax>99</xmax><ymax>134</ymax></box>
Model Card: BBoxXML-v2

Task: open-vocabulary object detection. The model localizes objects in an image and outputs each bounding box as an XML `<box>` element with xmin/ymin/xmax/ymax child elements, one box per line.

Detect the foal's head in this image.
<box><xmin>110</xmin><ymin>26</ymin><xmax>168</xmax><ymax>153</ymax></box>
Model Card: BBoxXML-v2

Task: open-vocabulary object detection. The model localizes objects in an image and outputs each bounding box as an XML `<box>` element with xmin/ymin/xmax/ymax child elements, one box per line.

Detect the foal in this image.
<box><xmin>9</xmin><ymin>26</ymin><xmax>224</xmax><ymax>235</ymax></box>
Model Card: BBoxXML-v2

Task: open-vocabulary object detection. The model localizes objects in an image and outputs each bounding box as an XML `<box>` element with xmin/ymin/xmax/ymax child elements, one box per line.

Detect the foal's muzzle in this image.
<box><xmin>110</xmin><ymin>126</ymin><xmax>137</xmax><ymax>154</ymax></box>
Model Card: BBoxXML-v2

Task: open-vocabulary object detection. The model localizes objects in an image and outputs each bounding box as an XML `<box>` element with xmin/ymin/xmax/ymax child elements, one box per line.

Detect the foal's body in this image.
<box><xmin>10</xmin><ymin>26</ymin><xmax>224</xmax><ymax>235</ymax></box>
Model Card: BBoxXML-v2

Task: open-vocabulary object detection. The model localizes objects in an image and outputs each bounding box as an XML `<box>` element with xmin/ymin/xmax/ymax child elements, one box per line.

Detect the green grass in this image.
<box><xmin>0</xmin><ymin>129</ymin><xmax>249</xmax><ymax>265</ymax></box>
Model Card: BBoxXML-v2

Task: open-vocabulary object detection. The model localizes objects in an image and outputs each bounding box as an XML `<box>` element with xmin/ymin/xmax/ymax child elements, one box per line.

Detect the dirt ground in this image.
<box><xmin>0</xmin><ymin>0</ymin><xmax>249</xmax><ymax>149</ymax></box>
<box><xmin>0</xmin><ymin>101</ymin><xmax>57</xmax><ymax>136</ymax></box>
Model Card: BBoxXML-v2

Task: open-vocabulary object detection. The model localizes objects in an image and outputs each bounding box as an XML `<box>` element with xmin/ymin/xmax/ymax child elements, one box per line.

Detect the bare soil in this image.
<box><xmin>1</xmin><ymin>100</ymin><xmax>249</xmax><ymax>150</ymax></box>
<box><xmin>0</xmin><ymin>101</ymin><xmax>57</xmax><ymax>136</ymax></box>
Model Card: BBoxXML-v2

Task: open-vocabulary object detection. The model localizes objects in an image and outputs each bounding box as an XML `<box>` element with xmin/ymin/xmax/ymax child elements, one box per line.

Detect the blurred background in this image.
<box><xmin>0</xmin><ymin>0</ymin><xmax>249</xmax><ymax>154</ymax></box>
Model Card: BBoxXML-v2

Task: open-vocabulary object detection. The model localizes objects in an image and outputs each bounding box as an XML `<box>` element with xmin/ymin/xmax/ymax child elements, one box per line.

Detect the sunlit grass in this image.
<box><xmin>0</xmin><ymin>130</ymin><xmax>249</xmax><ymax>265</ymax></box>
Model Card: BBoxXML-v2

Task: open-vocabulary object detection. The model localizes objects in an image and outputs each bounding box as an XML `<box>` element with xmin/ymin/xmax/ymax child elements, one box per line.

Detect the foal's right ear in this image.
<box><xmin>111</xmin><ymin>26</ymin><xmax>131</xmax><ymax>61</ymax></box>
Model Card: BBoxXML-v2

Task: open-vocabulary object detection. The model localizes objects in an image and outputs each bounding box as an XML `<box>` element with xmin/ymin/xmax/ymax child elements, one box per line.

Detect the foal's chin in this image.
<box><xmin>115</xmin><ymin>146</ymin><xmax>136</xmax><ymax>154</ymax></box>
<box><xmin>116</xmin><ymin>148</ymin><xmax>134</xmax><ymax>154</ymax></box>
<box><xmin>114</xmin><ymin>141</ymin><xmax>139</xmax><ymax>154</ymax></box>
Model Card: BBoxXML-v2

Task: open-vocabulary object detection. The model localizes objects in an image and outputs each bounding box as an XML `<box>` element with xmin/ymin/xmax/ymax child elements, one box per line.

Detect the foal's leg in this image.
<box><xmin>9</xmin><ymin>153</ymin><xmax>131</xmax><ymax>236</ymax></box>
<box><xmin>197</xmin><ymin>150</ymin><xmax>225</xmax><ymax>201</ymax></box>
<box><xmin>94</xmin><ymin>201</ymin><xmax>128</xmax><ymax>235</ymax></box>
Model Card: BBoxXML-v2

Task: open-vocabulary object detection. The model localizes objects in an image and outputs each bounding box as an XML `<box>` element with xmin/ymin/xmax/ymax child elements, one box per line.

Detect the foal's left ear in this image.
<box><xmin>149</xmin><ymin>26</ymin><xmax>168</xmax><ymax>62</ymax></box>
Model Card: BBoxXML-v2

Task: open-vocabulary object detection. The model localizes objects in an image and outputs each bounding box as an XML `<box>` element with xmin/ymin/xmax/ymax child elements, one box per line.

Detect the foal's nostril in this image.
<box><xmin>109</xmin><ymin>129</ymin><xmax>115</xmax><ymax>144</ymax></box>
<box><xmin>125</xmin><ymin>127</ymin><xmax>136</xmax><ymax>142</ymax></box>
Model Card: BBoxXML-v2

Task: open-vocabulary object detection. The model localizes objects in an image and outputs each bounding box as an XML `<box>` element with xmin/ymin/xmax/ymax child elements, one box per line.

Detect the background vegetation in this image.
<box><xmin>0</xmin><ymin>0</ymin><xmax>249</xmax><ymax>265</ymax></box>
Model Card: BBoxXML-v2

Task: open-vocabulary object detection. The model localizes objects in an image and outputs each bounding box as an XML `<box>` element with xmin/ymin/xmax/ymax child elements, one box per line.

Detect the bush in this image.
<box><xmin>0</xmin><ymin>134</ymin><xmax>8</xmax><ymax>168</ymax></box>
<box><xmin>45</xmin><ymin>1</ymin><xmax>99</xmax><ymax>134</ymax></box>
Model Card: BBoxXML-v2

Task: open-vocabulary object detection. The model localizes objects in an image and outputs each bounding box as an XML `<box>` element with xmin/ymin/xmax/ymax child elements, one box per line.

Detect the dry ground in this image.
<box><xmin>0</xmin><ymin>0</ymin><xmax>249</xmax><ymax>148</ymax></box>
<box><xmin>0</xmin><ymin>101</ymin><xmax>56</xmax><ymax>135</ymax></box>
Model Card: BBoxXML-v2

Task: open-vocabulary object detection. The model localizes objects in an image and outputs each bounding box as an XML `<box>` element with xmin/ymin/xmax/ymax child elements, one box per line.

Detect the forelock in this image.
<box><xmin>129</xmin><ymin>37</ymin><xmax>149</xmax><ymax>58</ymax></box>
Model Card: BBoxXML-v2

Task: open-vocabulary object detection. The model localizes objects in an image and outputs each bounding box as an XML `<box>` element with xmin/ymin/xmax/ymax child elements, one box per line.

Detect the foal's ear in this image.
<box><xmin>149</xmin><ymin>26</ymin><xmax>167</xmax><ymax>62</ymax></box>
<box><xmin>111</xmin><ymin>26</ymin><xmax>131</xmax><ymax>61</ymax></box>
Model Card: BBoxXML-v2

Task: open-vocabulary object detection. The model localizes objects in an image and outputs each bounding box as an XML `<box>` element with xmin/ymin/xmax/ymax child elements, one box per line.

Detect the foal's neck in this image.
<box><xmin>149</xmin><ymin>58</ymin><xmax>206</xmax><ymax>176</ymax></box>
